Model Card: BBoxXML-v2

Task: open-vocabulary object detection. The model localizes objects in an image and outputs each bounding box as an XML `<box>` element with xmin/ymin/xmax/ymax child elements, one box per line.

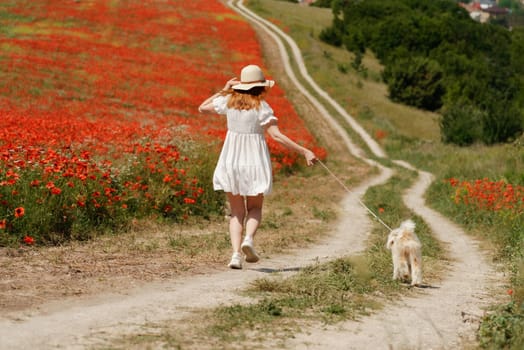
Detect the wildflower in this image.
<box><xmin>51</xmin><ymin>187</ymin><xmax>62</xmax><ymax>195</ymax></box>
<box><xmin>14</xmin><ymin>207</ymin><xmax>25</xmax><ymax>218</ymax></box>
<box><xmin>378</xmin><ymin>207</ymin><xmax>385</xmax><ymax>213</ymax></box>
<box><xmin>184</xmin><ymin>197</ymin><xmax>196</xmax><ymax>204</ymax></box>
<box><xmin>507</xmin><ymin>289</ymin><xmax>514</xmax><ymax>296</ymax></box>
<box><xmin>23</xmin><ymin>235</ymin><xmax>34</xmax><ymax>245</ymax></box>
<box><xmin>448</xmin><ymin>178</ymin><xmax>459</xmax><ymax>187</ymax></box>
<box><xmin>0</xmin><ymin>219</ymin><xmax>6</xmax><ymax>229</ymax></box>
<box><xmin>375</xmin><ymin>129</ymin><xmax>387</xmax><ymax>140</ymax></box>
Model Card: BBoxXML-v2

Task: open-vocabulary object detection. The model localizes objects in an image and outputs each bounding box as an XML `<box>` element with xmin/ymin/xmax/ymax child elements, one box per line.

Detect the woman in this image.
<box><xmin>198</xmin><ymin>64</ymin><xmax>317</xmax><ymax>269</ymax></box>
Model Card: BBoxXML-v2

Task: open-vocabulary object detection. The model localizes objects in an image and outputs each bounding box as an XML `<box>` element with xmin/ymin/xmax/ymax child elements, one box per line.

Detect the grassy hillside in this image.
<box><xmin>247</xmin><ymin>0</ymin><xmax>441</xmax><ymax>142</ymax></box>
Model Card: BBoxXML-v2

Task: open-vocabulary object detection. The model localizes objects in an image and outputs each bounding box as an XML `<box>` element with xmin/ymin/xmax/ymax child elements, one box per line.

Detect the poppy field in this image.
<box><xmin>0</xmin><ymin>0</ymin><xmax>325</xmax><ymax>246</ymax></box>
<box><xmin>445</xmin><ymin>176</ymin><xmax>523</xmax><ymax>262</ymax></box>
<box><xmin>449</xmin><ymin>178</ymin><xmax>524</xmax><ymax>214</ymax></box>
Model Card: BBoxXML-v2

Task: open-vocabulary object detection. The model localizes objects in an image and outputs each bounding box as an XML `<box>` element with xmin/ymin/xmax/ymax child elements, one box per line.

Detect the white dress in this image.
<box><xmin>212</xmin><ymin>95</ymin><xmax>277</xmax><ymax>196</ymax></box>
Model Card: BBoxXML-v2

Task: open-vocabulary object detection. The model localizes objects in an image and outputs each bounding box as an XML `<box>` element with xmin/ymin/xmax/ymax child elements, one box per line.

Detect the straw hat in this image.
<box><xmin>232</xmin><ymin>65</ymin><xmax>275</xmax><ymax>91</ymax></box>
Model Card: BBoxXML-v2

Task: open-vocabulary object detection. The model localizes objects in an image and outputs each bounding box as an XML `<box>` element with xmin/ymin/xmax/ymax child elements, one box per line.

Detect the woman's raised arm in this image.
<box><xmin>198</xmin><ymin>77</ymin><xmax>239</xmax><ymax>113</ymax></box>
<box><xmin>266</xmin><ymin>122</ymin><xmax>317</xmax><ymax>166</ymax></box>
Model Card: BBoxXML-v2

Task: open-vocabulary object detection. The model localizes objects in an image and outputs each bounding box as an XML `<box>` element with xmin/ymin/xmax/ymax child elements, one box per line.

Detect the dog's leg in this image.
<box><xmin>398</xmin><ymin>251</ymin><xmax>411</xmax><ymax>282</ymax></box>
<box><xmin>409</xmin><ymin>246</ymin><xmax>423</xmax><ymax>286</ymax></box>
<box><xmin>391</xmin><ymin>247</ymin><xmax>401</xmax><ymax>280</ymax></box>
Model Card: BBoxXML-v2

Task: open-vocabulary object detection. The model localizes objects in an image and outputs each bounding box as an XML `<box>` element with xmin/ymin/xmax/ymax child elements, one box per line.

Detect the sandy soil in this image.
<box><xmin>0</xmin><ymin>1</ymin><xmax>505</xmax><ymax>349</ymax></box>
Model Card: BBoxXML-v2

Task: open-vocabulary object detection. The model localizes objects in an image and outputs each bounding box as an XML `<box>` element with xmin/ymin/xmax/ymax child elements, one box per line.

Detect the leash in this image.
<box><xmin>317</xmin><ymin>160</ymin><xmax>393</xmax><ymax>232</ymax></box>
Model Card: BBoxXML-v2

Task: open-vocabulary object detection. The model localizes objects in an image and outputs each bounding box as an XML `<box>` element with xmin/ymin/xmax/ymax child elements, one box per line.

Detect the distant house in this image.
<box><xmin>478</xmin><ymin>0</ymin><xmax>496</xmax><ymax>10</ymax></box>
<box><xmin>459</xmin><ymin>1</ymin><xmax>509</xmax><ymax>23</ymax></box>
<box><xmin>459</xmin><ymin>2</ymin><xmax>488</xmax><ymax>22</ymax></box>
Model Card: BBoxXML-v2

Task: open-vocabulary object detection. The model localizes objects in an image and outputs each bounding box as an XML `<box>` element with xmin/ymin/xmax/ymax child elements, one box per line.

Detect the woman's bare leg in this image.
<box><xmin>226</xmin><ymin>193</ymin><xmax>246</xmax><ymax>253</ymax></box>
<box><xmin>241</xmin><ymin>194</ymin><xmax>263</xmax><ymax>263</ymax></box>
<box><xmin>245</xmin><ymin>194</ymin><xmax>264</xmax><ymax>239</ymax></box>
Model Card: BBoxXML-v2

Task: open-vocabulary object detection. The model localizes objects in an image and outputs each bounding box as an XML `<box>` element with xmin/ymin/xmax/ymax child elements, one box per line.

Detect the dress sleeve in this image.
<box><xmin>258</xmin><ymin>101</ymin><xmax>278</xmax><ymax>126</ymax></box>
<box><xmin>212</xmin><ymin>95</ymin><xmax>229</xmax><ymax>115</ymax></box>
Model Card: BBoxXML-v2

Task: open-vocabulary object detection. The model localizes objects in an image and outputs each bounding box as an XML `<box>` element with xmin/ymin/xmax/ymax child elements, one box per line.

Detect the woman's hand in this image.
<box><xmin>303</xmin><ymin>149</ymin><xmax>317</xmax><ymax>166</ymax></box>
<box><xmin>223</xmin><ymin>77</ymin><xmax>240</xmax><ymax>91</ymax></box>
<box><xmin>198</xmin><ymin>77</ymin><xmax>240</xmax><ymax>113</ymax></box>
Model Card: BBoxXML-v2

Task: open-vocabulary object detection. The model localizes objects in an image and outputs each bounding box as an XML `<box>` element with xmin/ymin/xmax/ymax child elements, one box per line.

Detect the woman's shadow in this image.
<box><xmin>249</xmin><ymin>267</ymin><xmax>302</xmax><ymax>273</ymax></box>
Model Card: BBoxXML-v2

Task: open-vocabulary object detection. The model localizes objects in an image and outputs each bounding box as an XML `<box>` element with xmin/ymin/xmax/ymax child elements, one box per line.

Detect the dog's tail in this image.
<box><xmin>400</xmin><ymin>219</ymin><xmax>416</xmax><ymax>232</ymax></box>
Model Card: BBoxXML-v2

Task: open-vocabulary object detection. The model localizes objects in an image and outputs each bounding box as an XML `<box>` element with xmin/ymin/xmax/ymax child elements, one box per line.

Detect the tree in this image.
<box><xmin>382</xmin><ymin>55</ymin><xmax>444</xmax><ymax>111</ymax></box>
<box><xmin>320</xmin><ymin>0</ymin><xmax>524</xmax><ymax>144</ymax></box>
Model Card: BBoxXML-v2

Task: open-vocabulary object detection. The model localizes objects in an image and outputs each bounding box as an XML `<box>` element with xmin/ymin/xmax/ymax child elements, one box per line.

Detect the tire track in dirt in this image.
<box><xmin>230</xmin><ymin>1</ymin><xmax>503</xmax><ymax>349</ymax></box>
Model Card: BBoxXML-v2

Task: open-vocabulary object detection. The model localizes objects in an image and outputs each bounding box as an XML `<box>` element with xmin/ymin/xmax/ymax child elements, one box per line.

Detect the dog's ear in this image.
<box><xmin>386</xmin><ymin>234</ymin><xmax>395</xmax><ymax>249</ymax></box>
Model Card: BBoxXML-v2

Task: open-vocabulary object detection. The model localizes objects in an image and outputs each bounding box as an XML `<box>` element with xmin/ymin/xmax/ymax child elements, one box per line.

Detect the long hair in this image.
<box><xmin>223</xmin><ymin>86</ymin><xmax>268</xmax><ymax>110</ymax></box>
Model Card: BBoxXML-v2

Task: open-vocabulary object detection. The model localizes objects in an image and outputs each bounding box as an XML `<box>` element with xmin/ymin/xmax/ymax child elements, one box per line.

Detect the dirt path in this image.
<box><xmin>0</xmin><ymin>1</ymin><xmax>503</xmax><ymax>349</ymax></box>
<box><xmin>285</xmin><ymin>170</ymin><xmax>502</xmax><ymax>350</ymax></box>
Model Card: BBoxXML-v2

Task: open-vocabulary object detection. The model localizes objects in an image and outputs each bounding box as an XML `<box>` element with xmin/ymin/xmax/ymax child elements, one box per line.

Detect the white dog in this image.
<box><xmin>386</xmin><ymin>219</ymin><xmax>422</xmax><ymax>286</ymax></box>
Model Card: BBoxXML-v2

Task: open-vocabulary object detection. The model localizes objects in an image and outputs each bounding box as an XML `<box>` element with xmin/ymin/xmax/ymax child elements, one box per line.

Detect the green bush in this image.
<box><xmin>440</xmin><ymin>101</ymin><xmax>485</xmax><ymax>146</ymax></box>
<box><xmin>382</xmin><ymin>55</ymin><xmax>444</xmax><ymax>111</ymax></box>
<box><xmin>481</xmin><ymin>103</ymin><xmax>523</xmax><ymax>145</ymax></box>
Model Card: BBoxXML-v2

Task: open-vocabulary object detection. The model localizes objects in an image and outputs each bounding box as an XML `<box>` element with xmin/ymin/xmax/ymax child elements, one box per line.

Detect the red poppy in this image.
<box><xmin>23</xmin><ymin>235</ymin><xmax>35</xmax><ymax>245</ymax></box>
<box><xmin>375</xmin><ymin>130</ymin><xmax>387</xmax><ymax>140</ymax></box>
<box><xmin>51</xmin><ymin>187</ymin><xmax>62</xmax><ymax>195</ymax></box>
<box><xmin>0</xmin><ymin>219</ymin><xmax>6</xmax><ymax>229</ymax></box>
<box><xmin>14</xmin><ymin>207</ymin><xmax>25</xmax><ymax>218</ymax></box>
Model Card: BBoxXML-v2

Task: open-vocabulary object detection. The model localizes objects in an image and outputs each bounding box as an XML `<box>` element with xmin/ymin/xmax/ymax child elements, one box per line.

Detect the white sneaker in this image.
<box><xmin>228</xmin><ymin>252</ymin><xmax>243</xmax><ymax>269</ymax></box>
<box><xmin>241</xmin><ymin>237</ymin><xmax>260</xmax><ymax>263</ymax></box>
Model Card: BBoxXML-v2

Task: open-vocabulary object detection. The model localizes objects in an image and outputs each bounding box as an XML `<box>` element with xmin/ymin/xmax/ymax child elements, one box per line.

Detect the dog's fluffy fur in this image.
<box><xmin>386</xmin><ymin>219</ymin><xmax>422</xmax><ymax>286</ymax></box>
